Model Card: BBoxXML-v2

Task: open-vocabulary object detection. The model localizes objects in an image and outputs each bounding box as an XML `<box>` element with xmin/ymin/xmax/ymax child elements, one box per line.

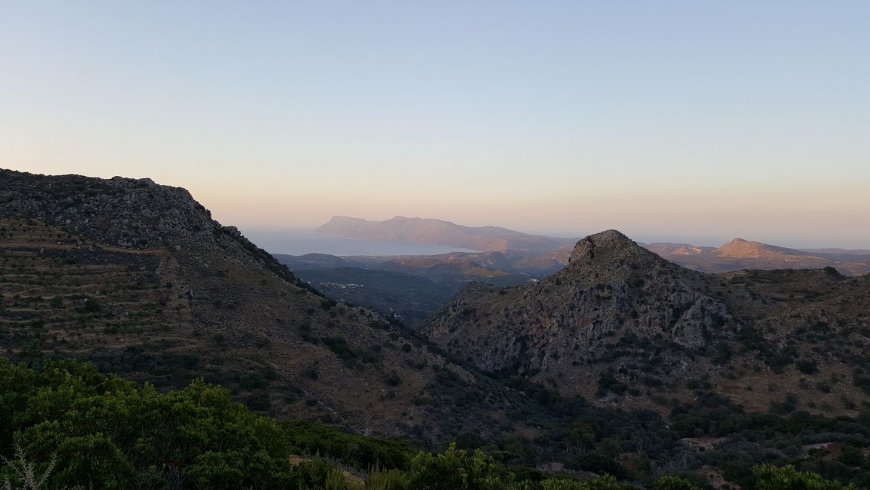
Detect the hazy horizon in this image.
<box><xmin>3</xmin><ymin>2</ymin><xmax>868</xmax><ymax>248</ymax></box>
<box><xmin>240</xmin><ymin>217</ymin><xmax>869</xmax><ymax>254</ymax></box>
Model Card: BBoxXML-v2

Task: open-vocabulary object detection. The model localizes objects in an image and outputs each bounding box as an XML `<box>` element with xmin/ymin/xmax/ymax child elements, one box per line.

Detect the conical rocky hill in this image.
<box><xmin>426</xmin><ymin>229</ymin><xmax>870</xmax><ymax>415</ymax></box>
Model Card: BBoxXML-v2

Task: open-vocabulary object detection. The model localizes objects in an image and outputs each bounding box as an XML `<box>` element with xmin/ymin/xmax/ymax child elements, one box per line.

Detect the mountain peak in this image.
<box><xmin>568</xmin><ymin>229</ymin><xmax>650</xmax><ymax>265</ymax></box>
<box><xmin>563</xmin><ymin>229</ymin><xmax>672</xmax><ymax>282</ymax></box>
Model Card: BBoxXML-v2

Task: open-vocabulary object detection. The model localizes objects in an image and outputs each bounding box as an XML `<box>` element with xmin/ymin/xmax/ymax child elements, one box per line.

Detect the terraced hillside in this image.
<box><xmin>0</xmin><ymin>170</ymin><xmax>539</xmax><ymax>444</ymax></box>
<box><xmin>0</xmin><ymin>218</ymin><xmax>190</xmax><ymax>354</ymax></box>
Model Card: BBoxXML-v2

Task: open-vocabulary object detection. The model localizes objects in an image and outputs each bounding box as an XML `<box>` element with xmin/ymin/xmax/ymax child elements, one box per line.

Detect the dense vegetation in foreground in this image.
<box><xmin>1</xmin><ymin>360</ymin><xmax>862</xmax><ymax>489</ymax></box>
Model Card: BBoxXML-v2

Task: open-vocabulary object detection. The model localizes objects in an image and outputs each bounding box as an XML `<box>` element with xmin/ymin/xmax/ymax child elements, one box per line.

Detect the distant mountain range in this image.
<box><xmin>314</xmin><ymin>216</ymin><xmax>870</xmax><ymax>276</ymax></box>
<box><xmin>646</xmin><ymin>238</ymin><xmax>870</xmax><ymax>276</ymax></box>
<box><xmin>315</xmin><ymin>216</ymin><xmax>576</xmax><ymax>253</ymax></box>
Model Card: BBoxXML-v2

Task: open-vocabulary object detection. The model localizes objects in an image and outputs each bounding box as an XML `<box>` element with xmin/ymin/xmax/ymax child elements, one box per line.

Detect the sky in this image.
<box><xmin>2</xmin><ymin>1</ymin><xmax>869</xmax><ymax>248</ymax></box>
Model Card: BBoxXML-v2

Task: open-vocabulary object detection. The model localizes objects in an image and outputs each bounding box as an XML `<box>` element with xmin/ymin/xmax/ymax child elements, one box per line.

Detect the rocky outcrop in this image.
<box><xmin>0</xmin><ymin>169</ymin><xmax>305</xmax><ymax>287</ymax></box>
<box><xmin>1</xmin><ymin>170</ymin><xmax>226</xmax><ymax>249</ymax></box>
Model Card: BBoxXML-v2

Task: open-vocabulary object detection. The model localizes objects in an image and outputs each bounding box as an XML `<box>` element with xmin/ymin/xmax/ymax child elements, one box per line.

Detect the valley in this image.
<box><xmin>275</xmin><ymin>219</ymin><xmax>870</xmax><ymax>330</ymax></box>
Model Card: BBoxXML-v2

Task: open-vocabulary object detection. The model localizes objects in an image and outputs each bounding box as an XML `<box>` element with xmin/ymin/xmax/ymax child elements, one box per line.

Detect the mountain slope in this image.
<box><xmin>0</xmin><ymin>169</ymin><xmax>542</xmax><ymax>443</ymax></box>
<box><xmin>426</xmin><ymin>230</ymin><xmax>870</xmax><ymax>415</ymax></box>
<box><xmin>315</xmin><ymin>216</ymin><xmax>575</xmax><ymax>253</ymax></box>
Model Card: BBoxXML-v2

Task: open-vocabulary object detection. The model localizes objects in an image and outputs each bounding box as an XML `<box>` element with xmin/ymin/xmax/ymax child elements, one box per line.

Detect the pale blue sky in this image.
<box><xmin>2</xmin><ymin>1</ymin><xmax>869</xmax><ymax>247</ymax></box>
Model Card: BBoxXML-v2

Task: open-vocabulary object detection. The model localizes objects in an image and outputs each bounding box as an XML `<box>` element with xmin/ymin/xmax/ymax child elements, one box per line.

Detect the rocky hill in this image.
<box><xmin>426</xmin><ymin>230</ymin><xmax>870</xmax><ymax>416</ymax></box>
<box><xmin>0</xmin><ymin>169</ymin><xmax>551</xmax><ymax>444</ymax></box>
<box><xmin>714</xmin><ymin>238</ymin><xmax>808</xmax><ymax>259</ymax></box>
<box><xmin>315</xmin><ymin>216</ymin><xmax>576</xmax><ymax>253</ymax></box>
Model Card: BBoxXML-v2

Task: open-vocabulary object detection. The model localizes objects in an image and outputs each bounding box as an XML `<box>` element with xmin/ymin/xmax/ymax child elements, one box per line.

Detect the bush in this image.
<box><xmin>753</xmin><ymin>465</ymin><xmax>857</xmax><ymax>489</ymax></box>
<box><xmin>282</xmin><ymin>420</ymin><xmax>413</xmax><ymax>470</ymax></box>
<box><xmin>596</xmin><ymin>371</ymin><xmax>628</xmax><ymax>397</ymax></box>
<box><xmin>367</xmin><ymin>469</ymin><xmax>410</xmax><ymax>490</ymax></box>
<box><xmin>321</xmin><ymin>336</ymin><xmax>357</xmax><ymax>362</ymax></box>
<box><xmin>0</xmin><ymin>359</ymin><xmax>320</xmax><ymax>488</ymax></box>
<box><xmin>797</xmin><ymin>360</ymin><xmax>819</xmax><ymax>375</ymax></box>
<box><xmin>408</xmin><ymin>443</ymin><xmax>507</xmax><ymax>490</ymax></box>
<box><xmin>652</xmin><ymin>475</ymin><xmax>702</xmax><ymax>489</ymax></box>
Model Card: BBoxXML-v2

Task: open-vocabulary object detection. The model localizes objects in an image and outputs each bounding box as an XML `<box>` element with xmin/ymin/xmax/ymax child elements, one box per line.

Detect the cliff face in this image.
<box><xmin>426</xmin><ymin>230</ymin><xmax>870</xmax><ymax>415</ymax></box>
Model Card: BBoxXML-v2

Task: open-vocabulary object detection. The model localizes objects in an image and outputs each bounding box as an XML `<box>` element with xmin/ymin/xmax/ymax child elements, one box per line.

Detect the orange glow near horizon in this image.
<box><xmin>3</xmin><ymin>2</ymin><xmax>869</xmax><ymax>249</ymax></box>
<box><xmin>4</xmin><ymin>161</ymin><xmax>867</xmax><ymax>248</ymax></box>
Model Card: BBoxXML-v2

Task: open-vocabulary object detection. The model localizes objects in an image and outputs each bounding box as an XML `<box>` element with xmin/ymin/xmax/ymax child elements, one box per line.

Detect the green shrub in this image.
<box><xmin>651</xmin><ymin>475</ymin><xmax>702</xmax><ymax>489</ymax></box>
<box><xmin>367</xmin><ymin>469</ymin><xmax>410</xmax><ymax>490</ymax></box>
<box><xmin>408</xmin><ymin>443</ymin><xmax>507</xmax><ymax>490</ymax></box>
<box><xmin>753</xmin><ymin>465</ymin><xmax>856</xmax><ymax>489</ymax></box>
<box><xmin>283</xmin><ymin>420</ymin><xmax>413</xmax><ymax>470</ymax></box>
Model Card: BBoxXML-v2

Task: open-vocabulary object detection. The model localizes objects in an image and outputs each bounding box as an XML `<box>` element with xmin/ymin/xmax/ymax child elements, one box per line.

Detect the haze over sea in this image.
<box><xmin>244</xmin><ymin>228</ymin><xmax>478</xmax><ymax>256</ymax></box>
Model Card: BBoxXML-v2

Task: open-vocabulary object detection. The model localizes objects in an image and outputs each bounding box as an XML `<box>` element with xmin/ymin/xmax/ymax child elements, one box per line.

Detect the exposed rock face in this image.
<box><xmin>426</xmin><ymin>229</ymin><xmax>870</xmax><ymax>414</ymax></box>
<box><xmin>560</xmin><ymin>231</ymin><xmax>733</xmax><ymax>351</ymax></box>
<box><xmin>1</xmin><ymin>170</ymin><xmax>217</xmax><ymax>249</ymax></box>
<box><xmin>427</xmin><ymin>230</ymin><xmax>734</xmax><ymax>378</ymax></box>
